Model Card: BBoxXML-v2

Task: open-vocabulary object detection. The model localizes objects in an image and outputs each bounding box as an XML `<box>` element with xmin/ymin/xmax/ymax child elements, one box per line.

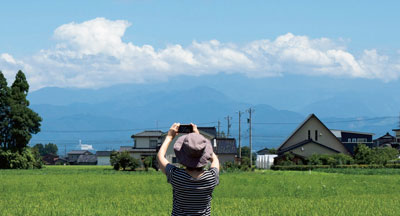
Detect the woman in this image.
<box><xmin>157</xmin><ymin>123</ymin><xmax>220</xmax><ymax>216</ymax></box>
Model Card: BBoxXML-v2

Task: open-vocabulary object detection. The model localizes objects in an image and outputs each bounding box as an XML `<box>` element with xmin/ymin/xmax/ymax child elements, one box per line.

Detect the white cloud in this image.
<box><xmin>1</xmin><ymin>17</ymin><xmax>400</xmax><ymax>90</ymax></box>
<box><xmin>0</xmin><ymin>53</ymin><xmax>32</xmax><ymax>83</ymax></box>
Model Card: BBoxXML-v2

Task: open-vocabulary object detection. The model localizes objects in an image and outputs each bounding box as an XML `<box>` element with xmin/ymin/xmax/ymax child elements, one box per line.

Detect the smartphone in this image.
<box><xmin>178</xmin><ymin>124</ymin><xmax>193</xmax><ymax>133</ymax></box>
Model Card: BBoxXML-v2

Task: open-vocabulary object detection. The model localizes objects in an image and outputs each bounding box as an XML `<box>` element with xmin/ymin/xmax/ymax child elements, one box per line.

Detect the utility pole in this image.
<box><xmin>238</xmin><ymin>111</ymin><xmax>244</xmax><ymax>162</ymax></box>
<box><xmin>247</xmin><ymin>108</ymin><xmax>254</xmax><ymax>168</ymax></box>
<box><xmin>217</xmin><ymin>120</ymin><xmax>221</xmax><ymax>138</ymax></box>
<box><xmin>225</xmin><ymin>115</ymin><xmax>232</xmax><ymax>137</ymax></box>
<box><xmin>64</xmin><ymin>143</ymin><xmax>66</xmax><ymax>157</ymax></box>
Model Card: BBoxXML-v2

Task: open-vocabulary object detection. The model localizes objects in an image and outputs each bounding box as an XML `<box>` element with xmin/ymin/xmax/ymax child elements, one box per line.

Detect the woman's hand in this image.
<box><xmin>167</xmin><ymin>123</ymin><xmax>180</xmax><ymax>139</ymax></box>
<box><xmin>191</xmin><ymin>123</ymin><xmax>200</xmax><ymax>134</ymax></box>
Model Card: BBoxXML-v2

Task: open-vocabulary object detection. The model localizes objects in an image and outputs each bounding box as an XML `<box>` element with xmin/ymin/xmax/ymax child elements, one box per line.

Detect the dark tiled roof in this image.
<box><xmin>199</xmin><ymin>127</ymin><xmax>217</xmax><ymax>138</ymax></box>
<box><xmin>132</xmin><ymin>130</ymin><xmax>163</xmax><ymax>138</ymax></box>
<box><xmin>67</xmin><ymin>150</ymin><xmax>92</xmax><ymax>155</ymax></box>
<box><xmin>378</xmin><ymin>132</ymin><xmax>395</xmax><ymax>139</ymax></box>
<box><xmin>96</xmin><ymin>151</ymin><xmax>113</xmax><ymax>156</ymax></box>
<box><xmin>56</xmin><ymin>157</ymin><xmax>68</xmax><ymax>162</ymax></box>
<box><xmin>77</xmin><ymin>155</ymin><xmax>97</xmax><ymax>163</ymax></box>
<box><xmin>214</xmin><ymin>138</ymin><xmax>237</xmax><ymax>154</ymax></box>
<box><xmin>256</xmin><ymin>148</ymin><xmax>270</xmax><ymax>155</ymax></box>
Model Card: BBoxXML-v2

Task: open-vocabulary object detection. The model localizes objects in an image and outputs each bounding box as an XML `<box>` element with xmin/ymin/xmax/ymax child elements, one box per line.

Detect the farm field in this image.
<box><xmin>1</xmin><ymin>166</ymin><xmax>400</xmax><ymax>216</ymax></box>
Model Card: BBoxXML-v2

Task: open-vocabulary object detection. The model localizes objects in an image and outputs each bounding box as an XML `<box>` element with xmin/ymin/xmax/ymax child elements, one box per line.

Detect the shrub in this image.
<box><xmin>354</xmin><ymin>143</ymin><xmax>373</xmax><ymax>164</ymax></box>
<box><xmin>354</xmin><ymin>144</ymin><xmax>399</xmax><ymax>165</ymax></box>
<box><xmin>0</xmin><ymin>148</ymin><xmax>42</xmax><ymax>169</ymax></box>
<box><xmin>110</xmin><ymin>151</ymin><xmax>140</xmax><ymax>171</ymax></box>
<box><xmin>307</xmin><ymin>154</ymin><xmax>354</xmax><ymax>167</ymax></box>
<box><xmin>142</xmin><ymin>156</ymin><xmax>153</xmax><ymax>171</ymax></box>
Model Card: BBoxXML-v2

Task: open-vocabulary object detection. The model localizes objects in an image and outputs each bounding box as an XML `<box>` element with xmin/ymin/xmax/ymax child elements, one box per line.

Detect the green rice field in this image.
<box><xmin>1</xmin><ymin>166</ymin><xmax>400</xmax><ymax>215</ymax></box>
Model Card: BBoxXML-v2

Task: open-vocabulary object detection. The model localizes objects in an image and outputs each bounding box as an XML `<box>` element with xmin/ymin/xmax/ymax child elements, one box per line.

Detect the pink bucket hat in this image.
<box><xmin>174</xmin><ymin>133</ymin><xmax>213</xmax><ymax>168</ymax></box>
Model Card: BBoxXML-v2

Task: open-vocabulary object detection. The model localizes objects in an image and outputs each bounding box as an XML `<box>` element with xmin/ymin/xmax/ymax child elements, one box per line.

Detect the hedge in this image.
<box><xmin>271</xmin><ymin>164</ymin><xmax>400</xmax><ymax>170</ymax></box>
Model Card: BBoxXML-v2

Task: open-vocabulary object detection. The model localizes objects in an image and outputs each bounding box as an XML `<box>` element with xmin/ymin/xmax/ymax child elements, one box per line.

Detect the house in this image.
<box><xmin>276</xmin><ymin>114</ymin><xmax>350</xmax><ymax>164</ymax></box>
<box><xmin>125</xmin><ymin>130</ymin><xmax>163</xmax><ymax>161</ymax></box>
<box><xmin>392</xmin><ymin>128</ymin><xmax>400</xmax><ymax>144</ymax></box>
<box><xmin>374</xmin><ymin>132</ymin><xmax>399</xmax><ymax>149</ymax></box>
<box><xmin>55</xmin><ymin>157</ymin><xmax>68</xmax><ymax>165</ymax></box>
<box><xmin>96</xmin><ymin>151</ymin><xmax>113</xmax><ymax>165</ymax></box>
<box><xmin>256</xmin><ymin>147</ymin><xmax>276</xmax><ymax>155</ymax></box>
<box><xmin>330</xmin><ymin>129</ymin><xmax>375</xmax><ymax>155</ymax></box>
<box><xmin>67</xmin><ymin>150</ymin><xmax>93</xmax><ymax>165</ymax></box>
<box><xmin>213</xmin><ymin>138</ymin><xmax>237</xmax><ymax>164</ymax></box>
<box><xmin>42</xmin><ymin>153</ymin><xmax>59</xmax><ymax>165</ymax></box>
<box><xmin>77</xmin><ymin>155</ymin><xmax>97</xmax><ymax>165</ymax></box>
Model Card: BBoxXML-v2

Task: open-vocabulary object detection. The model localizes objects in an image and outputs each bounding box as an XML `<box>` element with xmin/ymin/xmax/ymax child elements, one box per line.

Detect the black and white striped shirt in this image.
<box><xmin>165</xmin><ymin>164</ymin><xmax>219</xmax><ymax>216</ymax></box>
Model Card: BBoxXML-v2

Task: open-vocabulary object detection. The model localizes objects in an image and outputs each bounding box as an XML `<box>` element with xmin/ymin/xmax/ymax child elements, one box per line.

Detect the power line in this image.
<box><xmin>248</xmin><ymin>116</ymin><xmax>397</xmax><ymax>125</ymax></box>
<box><xmin>39</xmin><ymin>121</ymin><xmax>217</xmax><ymax>133</ymax></box>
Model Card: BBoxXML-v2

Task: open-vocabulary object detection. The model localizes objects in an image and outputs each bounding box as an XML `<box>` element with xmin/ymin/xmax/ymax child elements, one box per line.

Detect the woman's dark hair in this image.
<box><xmin>186</xmin><ymin>166</ymin><xmax>204</xmax><ymax>172</ymax></box>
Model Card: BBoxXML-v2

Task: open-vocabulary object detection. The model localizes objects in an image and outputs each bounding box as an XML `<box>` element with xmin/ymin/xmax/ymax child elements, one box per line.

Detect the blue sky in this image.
<box><xmin>1</xmin><ymin>0</ymin><xmax>400</xmax><ymax>90</ymax></box>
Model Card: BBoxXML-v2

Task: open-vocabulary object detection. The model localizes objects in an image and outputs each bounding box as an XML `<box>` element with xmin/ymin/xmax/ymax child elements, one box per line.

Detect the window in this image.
<box><xmin>347</xmin><ymin>138</ymin><xmax>351</xmax><ymax>143</ymax></box>
<box><xmin>352</xmin><ymin>138</ymin><xmax>357</xmax><ymax>143</ymax></box>
<box><xmin>357</xmin><ymin>138</ymin><xmax>367</xmax><ymax>143</ymax></box>
<box><xmin>308</xmin><ymin>130</ymin><xmax>311</xmax><ymax>140</ymax></box>
<box><xmin>315</xmin><ymin>130</ymin><xmax>318</xmax><ymax>141</ymax></box>
<box><xmin>149</xmin><ymin>140</ymin><xmax>157</xmax><ymax>148</ymax></box>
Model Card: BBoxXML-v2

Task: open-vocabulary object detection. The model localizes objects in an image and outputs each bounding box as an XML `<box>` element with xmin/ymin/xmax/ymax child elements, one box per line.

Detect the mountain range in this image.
<box><xmin>27</xmin><ymin>74</ymin><xmax>399</xmax><ymax>155</ymax></box>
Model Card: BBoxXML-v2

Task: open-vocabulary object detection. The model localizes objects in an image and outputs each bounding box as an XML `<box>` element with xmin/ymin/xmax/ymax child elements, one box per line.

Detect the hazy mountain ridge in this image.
<box><xmin>28</xmin><ymin>77</ymin><xmax>399</xmax><ymax>154</ymax></box>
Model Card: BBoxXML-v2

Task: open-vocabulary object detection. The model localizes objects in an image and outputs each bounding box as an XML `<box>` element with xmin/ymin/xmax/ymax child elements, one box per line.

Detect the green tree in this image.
<box><xmin>354</xmin><ymin>143</ymin><xmax>373</xmax><ymax>164</ymax></box>
<box><xmin>44</xmin><ymin>143</ymin><xmax>58</xmax><ymax>155</ymax></box>
<box><xmin>0</xmin><ymin>71</ymin><xmax>11</xmax><ymax>149</ymax></box>
<box><xmin>32</xmin><ymin>143</ymin><xmax>58</xmax><ymax>156</ymax></box>
<box><xmin>32</xmin><ymin>144</ymin><xmax>45</xmax><ymax>155</ymax></box>
<box><xmin>110</xmin><ymin>151</ymin><xmax>140</xmax><ymax>171</ymax></box>
<box><xmin>268</xmin><ymin>148</ymin><xmax>277</xmax><ymax>154</ymax></box>
<box><xmin>8</xmin><ymin>71</ymin><xmax>42</xmax><ymax>151</ymax></box>
<box><xmin>143</xmin><ymin>156</ymin><xmax>153</xmax><ymax>171</ymax></box>
<box><xmin>239</xmin><ymin>146</ymin><xmax>256</xmax><ymax>165</ymax></box>
<box><xmin>110</xmin><ymin>151</ymin><xmax>120</xmax><ymax>170</ymax></box>
<box><xmin>371</xmin><ymin>147</ymin><xmax>399</xmax><ymax>165</ymax></box>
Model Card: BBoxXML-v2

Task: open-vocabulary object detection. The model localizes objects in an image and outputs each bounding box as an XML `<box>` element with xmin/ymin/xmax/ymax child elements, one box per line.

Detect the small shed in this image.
<box><xmin>96</xmin><ymin>151</ymin><xmax>112</xmax><ymax>165</ymax></box>
<box><xmin>256</xmin><ymin>154</ymin><xmax>277</xmax><ymax>169</ymax></box>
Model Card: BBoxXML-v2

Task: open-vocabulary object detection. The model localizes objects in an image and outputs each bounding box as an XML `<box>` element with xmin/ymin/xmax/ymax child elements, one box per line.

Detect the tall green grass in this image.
<box><xmin>1</xmin><ymin>166</ymin><xmax>399</xmax><ymax>215</ymax></box>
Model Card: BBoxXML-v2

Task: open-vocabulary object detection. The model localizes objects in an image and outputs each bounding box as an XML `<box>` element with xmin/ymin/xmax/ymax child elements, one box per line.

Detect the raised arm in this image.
<box><xmin>157</xmin><ymin>123</ymin><xmax>180</xmax><ymax>174</ymax></box>
<box><xmin>210</xmin><ymin>152</ymin><xmax>220</xmax><ymax>172</ymax></box>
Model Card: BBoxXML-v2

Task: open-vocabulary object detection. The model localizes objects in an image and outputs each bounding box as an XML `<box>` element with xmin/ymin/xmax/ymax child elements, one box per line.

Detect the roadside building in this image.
<box><xmin>77</xmin><ymin>155</ymin><xmax>97</xmax><ymax>165</ymax></box>
<box><xmin>125</xmin><ymin>130</ymin><xmax>163</xmax><ymax>161</ymax></box>
<box><xmin>276</xmin><ymin>114</ymin><xmax>350</xmax><ymax>164</ymax></box>
<box><xmin>213</xmin><ymin>138</ymin><xmax>237</xmax><ymax>165</ymax></box>
<box><xmin>374</xmin><ymin>132</ymin><xmax>400</xmax><ymax>149</ymax></box>
<box><xmin>42</xmin><ymin>153</ymin><xmax>59</xmax><ymax>165</ymax></box>
<box><xmin>330</xmin><ymin>129</ymin><xmax>375</xmax><ymax>155</ymax></box>
<box><xmin>67</xmin><ymin>150</ymin><xmax>93</xmax><ymax>165</ymax></box>
<box><xmin>96</xmin><ymin>151</ymin><xmax>113</xmax><ymax>165</ymax></box>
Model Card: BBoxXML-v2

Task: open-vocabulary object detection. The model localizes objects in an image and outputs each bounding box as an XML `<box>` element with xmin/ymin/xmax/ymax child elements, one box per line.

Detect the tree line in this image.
<box><xmin>0</xmin><ymin>70</ymin><xmax>42</xmax><ymax>169</ymax></box>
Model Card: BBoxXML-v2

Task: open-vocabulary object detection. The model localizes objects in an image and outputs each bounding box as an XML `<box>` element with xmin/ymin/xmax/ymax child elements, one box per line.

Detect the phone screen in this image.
<box><xmin>178</xmin><ymin>124</ymin><xmax>193</xmax><ymax>133</ymax></box>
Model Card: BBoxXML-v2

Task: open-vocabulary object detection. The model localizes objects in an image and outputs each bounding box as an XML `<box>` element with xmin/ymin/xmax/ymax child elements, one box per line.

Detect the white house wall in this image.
<box><xmin>97</xmin><ymin>156</ymin><xmax>111</xmax><ymax>166</ymax></box>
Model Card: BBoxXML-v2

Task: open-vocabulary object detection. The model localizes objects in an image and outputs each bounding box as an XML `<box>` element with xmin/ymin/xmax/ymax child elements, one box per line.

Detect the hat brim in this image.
<box><xmin>174</xmin><ymin>134</ymin><xmax>213</xmax><ymax>168</ymax></box>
